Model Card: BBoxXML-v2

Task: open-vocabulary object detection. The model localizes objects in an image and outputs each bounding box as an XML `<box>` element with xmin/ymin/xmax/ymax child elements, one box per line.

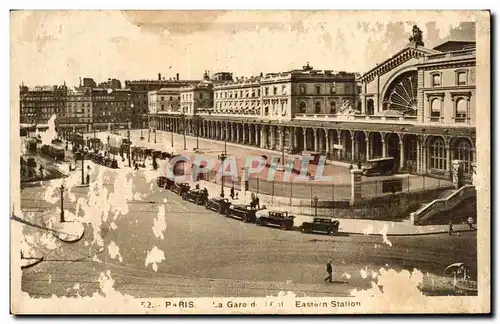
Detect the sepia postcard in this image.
<box><xmin>10</xmin><ymin>10</ymin><xmax>491</xmax><ymax>314</ymax></box>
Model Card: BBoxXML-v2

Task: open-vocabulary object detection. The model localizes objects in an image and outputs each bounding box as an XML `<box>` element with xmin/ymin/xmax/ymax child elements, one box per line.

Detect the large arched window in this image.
<box><xmin>315</xmin><ymin>102</ymin><xmax>321</xmax><ymax>114</ymax></box>
<box><xmin>299</xmin><ymin>101</ymin><xmax>306</xmax><ymax>113</ymax></box>
<box><xmin>430</xmin><ymin>137</ymin><xmax>447</xmax><ymax>171</ymax></box>
<box><xmin>330</xmin><ymin>102</ymin><xmax>337</xmax><ymax>114</ymax></box>
<box><xmin>431</xmin><ymin>98</ymin><xmax>441</xmax><ymax>118</ymax></box>
<box><xmin>454</xmin><ymin>140</ymin><xmax>473</xmax><ymax>174</ymax></box>
<box><xmin>455</xmin><ymin>98</ymin><xmax>467</xmax><ymax>122</ymax></box>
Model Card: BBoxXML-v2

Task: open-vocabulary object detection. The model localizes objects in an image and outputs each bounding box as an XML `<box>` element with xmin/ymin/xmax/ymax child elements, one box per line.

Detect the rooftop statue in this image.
<box><xmin>409</xmin><ymin>25</ymin><xmax>424</xmax><ymax>46</ymax></box>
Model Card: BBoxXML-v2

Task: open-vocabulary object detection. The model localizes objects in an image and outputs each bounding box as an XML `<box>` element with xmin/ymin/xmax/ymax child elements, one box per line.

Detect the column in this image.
<box><xmin>279</xmin><ymin>128</ymin><xmax>284</xmax><ymax>151</ymax></box>
<box><xmin>325</xmin><ymin>131</ymin><xmax>330</xmax><ymax>158</ymax></box>
<box><xmin>289</xmin><ymin>127</ymin><xmax>294</xmax><ymax>152</ymax></box>
<box><xmin>416</xmin><ymin>137</ymin><xmax>421</xmax><ymax>173</ymax></box>
<box><xmin>452</xmin><ymin>160</ymin><xmax>464</xmax><ymax>188</ymax></box>
<box><xmin>351</xmin><ymin>134</ymin><xmax>356</xmax><ymax>161</ymax></box>
<box><xmin>446</xmin><ymin>143</ymin><xmax>452</xmax><ymax>177</ymax></box>
<box><xmin>399</xmin><ymin>140</ymin><xmax>405</xmax><ymax>170</ymax></box>
<box><xmin>270</xmin><ymin>126</ymin><xmax>275</xmax><ymax>149</ymax></box>
<box><xmin>381</xmin><ymin>139</ymin><xmax>386</xmax><ymax>158</ymax></box>
<box><xmin>302</xmin><ymin>128</ymin><xmax>307</xmax><ymax>151</ymax></box>
<box><xmin>260</xmin><ymin>127</ymin><xmax>265</xmax><ymax>148</ymax></box>
<box><xmin>365</xmin><ymin>138</ymin><xmax>370</xmax><ymax>161</ymax></box>
<box><xmin>243</xmin><ymin>125</ymin><xmax>247</xmax><ymax>144</ymax></box>
<box><xmin>350</xmin><ymin>169</ymin><xmax>363</xmax><ymax>206</ymax></box>
<box><xmin>313</xmin><ymin>128</ymin><xmax>318</xmax><ymax>152</ymax></box>
<box><xmin>340</xmin><ymin>133</ymin><xmax>346</xmax><ymax>159</ymax></box>
<box><xmin>255</xmin><ymin>126</ymin><xmax>260</xmax><ymax>147</ymax></box>
<box><xmin>236</xmin><ymin>125</ymin><xmax>240</xmax><ymax>142</ymax></box>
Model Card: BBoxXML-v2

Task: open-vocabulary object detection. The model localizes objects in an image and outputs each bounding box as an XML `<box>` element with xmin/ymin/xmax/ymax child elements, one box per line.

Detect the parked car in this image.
<box><xmin>300</xmin><ymin>217</ymin><xmax>340</xmax><ymax>235</ymax></box>
<box><xmin>205</xmin><ymin>197</ymin><xmax>231</xmax><ymax>214</ymax></box>
<box><xmin>362</xmin><ymin>157</ymin><xmax>396</xmax><ymax>176</ymax></box>
<box><xmin>26</xmin><ymin>157</ymin><xmax>37</xmax><ymax>168</ymax></box>
<box><xmin>182</xmin><ymin>189</ymin><xmax>208</xmax><ymax>205</ymax></box>
<box><xmin>227</xmin><ymin>204</ymin><xmax>258</xmax><ymax>223</ymax></box>
<box><xmin>255</xmin><ymin>210</ymin><xmax>295</xmax><ymax>230</ymax></box>
<box><xmin>170</xmin><ymin>182</ymin><xmax>191</xmax><ymax>196</ymax></box>
<box><xmin>156</xmin><ymin>176</ymin><xmax>174</xmax><ymax>189</ymax></box>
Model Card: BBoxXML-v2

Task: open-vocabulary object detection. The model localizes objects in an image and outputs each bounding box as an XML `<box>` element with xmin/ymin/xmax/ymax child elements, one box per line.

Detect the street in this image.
<box><xmin>19</xmin><ymin>163</ymin><xmax>477</xmax><ymax>298</ymax></box>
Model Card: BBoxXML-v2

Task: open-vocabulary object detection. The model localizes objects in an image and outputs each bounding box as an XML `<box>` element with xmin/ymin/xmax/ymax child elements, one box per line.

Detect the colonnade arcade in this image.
<box><xmin>149</xmin><ymin>115</ymin><xmax>475</xmax><ymax>179</ymax></box>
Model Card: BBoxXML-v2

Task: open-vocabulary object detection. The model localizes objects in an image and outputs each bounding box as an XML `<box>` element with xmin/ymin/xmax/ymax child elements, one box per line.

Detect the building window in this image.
<box><xmin>331</xmin><ymin>84</ymin><xmax>336</xmax><ymax>94</ymax></box>
<box><xmin>330</xmin><ymin>102</ymin><xmax>337</xmax><ymax>114</ymax></box>
<box><xmin>299</xmin><ymin>102</ymin><xmax>306</xmax><ymax>113</ymax></box>
<box><xmin>455</xmin><ymin>98</ymin><xmax>467</xmax><ymax>122</ymax></box>
<box><xmin>273</xmin><ymin>87</ymin><xmax>277</xmax><ymax>95</ymax></box>
<box><xmin>161</xmin><ymin>104</ymin><xmax>164</xmax><ymax>110</ymax></box>
<box><xmin>367</xmin><ymin>99</ymin><xmax>374</xmax><ymax>115</ymax></box>
<box><xmin>345</xmin><ymin>85</ymin><xmax>350</xmax><ymax>94</ymax></box>
<box><xmin>454</xmin><ymin>140</ymin><xmax>473</xmax><ymax>175</ymax></box>
<box><xmin>457</xmin><ymin>71</ymin><xmax>467</xmax><ymax>86</ymax></box>
<box><xmin>430</xmin><ymin>137</ymin><xmax>447</xmax><ymax>171</ymax></box>
<box><xmin>200</xmin><ymin>93</ymin><xmax>204</xmax><ymax>99</ymax></box>
<box><xmin>282</xmin><ymin>85</ymin><xmax>286</xmax><ymax>95</ymax></box>
<box><xmin>299</xmin><ymin>85</ymin><xmax>306</xmax><ymax>95</ymax></box>
<box><xmin>257</xmin><ymin>89</ymin><xmax>261</xmax><ymax>97</ymax></box>
<box><xmin>432</xmin><ymin>73</ymin><xmax>441</xmax><ymax>87</ymax></box>
<box><xmin>431</xmin><ymin>98</ymin><xmax>441</xmax><ymax>118</ymax></box>
<box><xmin>265</xmin><ymin>87</ymin><xmax>269</xmax><ymax>96</ymax></box>
<box><xmin>315</xmin><ymin>102</ymin><xmax>321</xmax><ymax>114</ymax></box>
<box><xmin>316</xmin><ymin>85</ymin><xmax>321</xmax><ymax>95</ymax></box>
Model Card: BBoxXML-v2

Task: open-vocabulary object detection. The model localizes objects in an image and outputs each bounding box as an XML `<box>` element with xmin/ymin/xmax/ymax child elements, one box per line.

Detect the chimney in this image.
<box><xmin>158</xmin><ymin>73</ymin><xmax>162</xmax><ymax>81</ymax></box>
<box><xmin>176</xmin><ymin>73</ymin><xmax>179</xmax><ymax>81</ymax></box>
<box><xmin>260</xmin><ymin>72</ymin><xmax>263</xmax><ymax>77</ymax></box>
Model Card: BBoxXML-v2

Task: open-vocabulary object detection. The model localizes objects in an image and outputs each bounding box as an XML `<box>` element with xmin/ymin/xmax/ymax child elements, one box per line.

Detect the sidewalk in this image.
<box><xmin>196</xmin><ymin>180</ymin><xmax>475</xmax><ymax>236</ymax></box>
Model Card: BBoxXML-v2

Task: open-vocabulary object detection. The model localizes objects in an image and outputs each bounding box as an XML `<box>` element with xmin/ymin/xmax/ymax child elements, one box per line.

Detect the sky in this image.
<box><xmin>10</xmin><ymin>11</ymin><xmax>476</xmax><ymax>88</ymax></box>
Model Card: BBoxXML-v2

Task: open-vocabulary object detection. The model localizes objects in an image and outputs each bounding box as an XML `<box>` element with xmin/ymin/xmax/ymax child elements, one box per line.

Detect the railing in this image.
<box><xmin>361</xmin><ymin>174</ymin><xmax>453</xmax><ymax>199</ymax></box>
<box><xmin>425</xmin><ymin>49</ymin><xmax>476</xmax><ymax>61</ymax></box>
<box><xmin>411</xmin><ymin>185</ymin><xmax>476</xmax><ymax>225</ymax></box>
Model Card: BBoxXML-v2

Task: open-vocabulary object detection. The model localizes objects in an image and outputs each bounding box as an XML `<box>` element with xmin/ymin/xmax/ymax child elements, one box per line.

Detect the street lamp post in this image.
<box><xmin>154</xmin><ymin>128</ymin><xmax>157</xmax><ymax>144</ymax></box>
<box><xmin>170</xmin><ymin>125</ymin><xmax>174</xmax><ymax>147</ymax></box>
<box><xmin>218</xmin><ymin>125</ymin><xmax>228</xmax><ymax>198</ymax></box>
<box><xmin>196</xmin><ymin>116</ymin><xmax>200</xmax><ymax>150</ymax></box>
<box><xmin>128</xmin><ymin>128</ymin><xmax>132</xmax><ymax>168</ymax></box>
<box><xmin>181</xmin><ymin>113</ymin><xmax>187</xmax><ymax>150</ymax></box>
<box><xmin>81</xmin><ymin>131</ymin><xmax>85</xmax><ymax>185</ymax></box>
<box><xmin>59</xmin><ymin>184</ymin><xmax>65</xmax><ymax>222</ymax></box>
<box><xmin>148</xmin><ymin>128</ymin><xmax>151</xmax><ymax>142</ymax></box>
<box><xmin>313</xmin><ymin>196</ymin><xmax>319</xmax><ymax>217</ymax></box>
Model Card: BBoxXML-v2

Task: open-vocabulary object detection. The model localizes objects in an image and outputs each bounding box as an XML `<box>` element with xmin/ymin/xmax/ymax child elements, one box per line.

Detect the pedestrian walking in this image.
<box><xmin>448</xmin><ymin>220</ymin><xmax>454</xmax><ymax>236</ymax></box>
<box><xmin>255</xmin><ymin>195</ymin><xmax>260</xmax><ymax>209</ymax></box>
<box><xmin>230</xmin><ymin>187</ymin><xmax>235</xmax><ymax>199</ymax></box>
<box><xmin>38</xmin><ymin>165</ymin><xmax>44</xmax><ymax>179</ymax></box>
<box><xmin>357</xmin><ymin>160</ymin><xmax>362</xmax><ymax>170</ymax></box>
<box><xmin>235</xmin><ymin>192</ymin><xmax>239</xmax><ymax>200</ymax></box>
<box><xmin>467</xmin><ymin>216</ymin><xmax>475</xmax><ymax>230</ymax></box>
<box><xmin>86</xmin><ymin>173</ymin><xmax>90</xmax><ymax>185</ymax></box>
<box><xmin>324</xmin><ymin>259</ymin><xmax>333</xmax><ymax>283</ymax></box>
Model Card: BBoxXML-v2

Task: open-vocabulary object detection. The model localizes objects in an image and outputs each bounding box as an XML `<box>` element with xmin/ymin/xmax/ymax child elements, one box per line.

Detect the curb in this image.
<box><xmin>338</xmin><ymin>229</ymin><xmax>476</xmax><ymax>237</ymax></box>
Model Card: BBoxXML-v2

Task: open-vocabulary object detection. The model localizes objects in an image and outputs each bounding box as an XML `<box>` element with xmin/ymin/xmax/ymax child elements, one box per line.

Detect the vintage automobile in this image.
<box><xmin>300</xmin><ymin>217</ymin><xmax>340</xmax><ymax>235</ymax></box>
<box><xmin>362</xmin><ymin>157</ymin><xmax>396</xmax><ymax>176</ymax></box>
<box><xmin>182</xmin><ymin>189</ymin><xmax>208</xmax><ymax>205</ymax></box>
<box><xmin>255</xmin><ymin>210</ymin><xmax>295</xmax><ymax>230</ymax></box>
<box><xmin>26</xmin><ymin>157</ymin><xmax>37</xmax><ymax>168</ymax></box>
<box><xmin>205</xmin><ymin>197</ymin><xmax>231</xmax><ymax>215</ymax></box>
<box><xmin>227</xmin><ymin>204</ymin><xmax>257</xmax><ymax>223</ymax></box>
<box><xmin>156</xmin><ymin>176</ymin><xmax>172</xmax><ymax>189</ymax></box>
<box><xmin>170</xmin><ymin>182</ymin><xmax>191</xmax><ymax>196</ymax></box>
